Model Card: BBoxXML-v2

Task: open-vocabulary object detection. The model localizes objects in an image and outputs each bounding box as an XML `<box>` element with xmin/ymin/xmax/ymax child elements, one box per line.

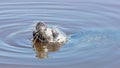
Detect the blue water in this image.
<box><xmin>0</xmin><ymin>0</ymin><xmax>120</xmax><ymax>68</ymax></box>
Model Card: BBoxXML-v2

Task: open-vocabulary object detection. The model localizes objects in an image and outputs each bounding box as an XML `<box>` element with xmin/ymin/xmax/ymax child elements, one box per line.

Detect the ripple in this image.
<box><xmin>0</xmin><ymin>0</ymin><xmax>120</xmax><ymax>68</ymax></box>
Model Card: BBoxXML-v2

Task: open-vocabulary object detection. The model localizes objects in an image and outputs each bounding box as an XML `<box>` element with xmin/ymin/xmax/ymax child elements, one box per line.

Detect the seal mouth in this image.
<box><xmin>33</xmin><ymin>31</ymin><xmax>48</xmax><ymax>43</ymax></box>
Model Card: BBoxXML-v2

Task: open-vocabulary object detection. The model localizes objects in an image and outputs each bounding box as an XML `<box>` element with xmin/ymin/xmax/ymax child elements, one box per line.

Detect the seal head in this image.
<box><xmin>36</xmin><ymin>22</ymin><xmax>47</xmax><ymax>33</ymax></box>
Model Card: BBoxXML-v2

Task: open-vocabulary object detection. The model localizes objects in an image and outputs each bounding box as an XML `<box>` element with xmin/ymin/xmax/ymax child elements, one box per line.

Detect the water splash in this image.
<box><xmin>0</xmin><ymin>0</ymin><xmax>120</xmax><ymax>68</ymax></box>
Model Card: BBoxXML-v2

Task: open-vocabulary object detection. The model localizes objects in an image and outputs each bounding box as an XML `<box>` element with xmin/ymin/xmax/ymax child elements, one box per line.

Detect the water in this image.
<box><xmin>0</xmin><ymin>0</ymin><xmax>120</xmax><ymax>68</ymax></box>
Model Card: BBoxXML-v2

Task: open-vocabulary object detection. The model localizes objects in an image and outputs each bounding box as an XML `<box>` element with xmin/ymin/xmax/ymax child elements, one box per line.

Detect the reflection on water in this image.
<box><xmin>32</xmin><ymin>40</ymin><xmax>61</xmax><ymax>58</ymax></box>
<box><xmin>0</xmin><ymin>0</ymin><xmax>120</xmax><ymax>68</ymax></box>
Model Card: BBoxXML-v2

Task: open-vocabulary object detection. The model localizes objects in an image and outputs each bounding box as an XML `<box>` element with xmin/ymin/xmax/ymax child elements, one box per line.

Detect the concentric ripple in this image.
<box><xmin>0</xmin><ymin>0</ymin><xmax>120</xmax><ymax>68</ymax></box>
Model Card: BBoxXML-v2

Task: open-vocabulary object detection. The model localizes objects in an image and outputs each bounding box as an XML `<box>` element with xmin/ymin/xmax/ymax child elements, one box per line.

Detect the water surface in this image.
<box><xmin>0</xmin><ymin>0</ymin><xmax>120</xmax><ymax>68</ymax></box>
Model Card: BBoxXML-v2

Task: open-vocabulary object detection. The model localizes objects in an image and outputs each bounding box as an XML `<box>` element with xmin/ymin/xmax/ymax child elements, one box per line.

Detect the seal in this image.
<box><xmin>32</xmin><ymin>22</ymin><xmax>67</xmax><ymax>58</ymax></box>
<box><xmin>33</xmin><ymin>22</ymin><xmax>67</xmax><ymax>45</ymax></box>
